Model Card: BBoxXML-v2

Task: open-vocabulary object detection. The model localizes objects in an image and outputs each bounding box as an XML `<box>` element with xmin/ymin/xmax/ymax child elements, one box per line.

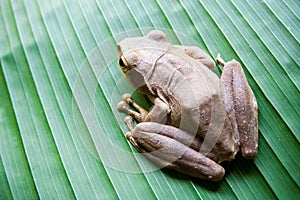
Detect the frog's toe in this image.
<box><xmin>122</xmin><ymin>93</ymin><xmax>132</xmax><ymax>101</ymax></box>
<box><xmin>125</xmin><ymin>132</ymin><xmax>132</xmax><ymax>139</ymax></box>
<box><xmin>241</xmin><ymin>146</ymin><xmax>258</xmax><ymax>159</ymax></box>
<box><xmin>117</xmin><ymin>101</ymin><xmax>128</xmax><ymax>112</ymax></box>
<box><xmin>124</xmin><ymin>116</ymin><xmax>133</xmax><ymax>123</ymax></box>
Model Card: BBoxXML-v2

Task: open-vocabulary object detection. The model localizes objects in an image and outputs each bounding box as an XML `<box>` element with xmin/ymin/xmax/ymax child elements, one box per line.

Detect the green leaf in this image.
<box><xmin>1</xmin><ymin>0</ymin><xmax>299</xmax><ymax>199</ymax></box>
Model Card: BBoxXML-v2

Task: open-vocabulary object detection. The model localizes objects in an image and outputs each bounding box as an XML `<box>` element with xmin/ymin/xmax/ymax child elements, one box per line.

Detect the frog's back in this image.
<box><xmin>147</xmin><ymin>50</ymin><xmax>222</xmax><ymax>108</ymax></box>
<box><xmin>144</xmin><ymin>52</ymin><xmax>236</xmax><ymax>162</ymax></box>
<box><xmin>144</xmin><ymin>51</ymin><xmax>222</xmax><ymax>127</ymax></box>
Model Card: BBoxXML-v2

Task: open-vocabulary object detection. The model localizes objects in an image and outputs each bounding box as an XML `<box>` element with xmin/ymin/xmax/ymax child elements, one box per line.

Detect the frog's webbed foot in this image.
<box><xmin>117</xmin><ymin>93</ymin><xmax>150</xmax><ymax>122</ymax></box>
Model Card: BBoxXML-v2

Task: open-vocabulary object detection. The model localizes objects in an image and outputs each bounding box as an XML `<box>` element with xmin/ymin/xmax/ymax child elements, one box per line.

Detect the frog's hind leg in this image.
<box><xmin>217</xmin><ymin>54</ymin><xmax>258</xmax><ymax>159</ymax></box>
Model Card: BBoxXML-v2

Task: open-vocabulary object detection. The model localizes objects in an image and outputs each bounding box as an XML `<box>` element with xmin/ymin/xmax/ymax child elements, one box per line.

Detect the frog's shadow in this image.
<box><xmin>160</xmin><ymin>153</ymin><xmax>256</xmax><ymax>191</ymax></box>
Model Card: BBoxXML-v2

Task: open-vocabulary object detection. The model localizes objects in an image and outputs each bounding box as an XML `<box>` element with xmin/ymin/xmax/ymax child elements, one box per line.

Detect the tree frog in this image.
<box><xmin>117</xmin><ymin>30</ymin><xmax>258</xmax><ymax>181</ymax></box>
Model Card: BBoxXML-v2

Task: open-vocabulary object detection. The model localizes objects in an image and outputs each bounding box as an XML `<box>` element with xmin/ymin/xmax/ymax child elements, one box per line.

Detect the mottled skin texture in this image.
<box><xmin>117</xmin><ymin>30</ymin><xmax>258</xmax><ymax>181</ymax></box>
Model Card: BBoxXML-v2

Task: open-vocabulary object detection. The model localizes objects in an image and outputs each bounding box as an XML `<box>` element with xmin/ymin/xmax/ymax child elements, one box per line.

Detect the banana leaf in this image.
<box><xmin>0</xmin><ymin>0</ymin><xmax>299</xmax><ymax>199</ymax></box>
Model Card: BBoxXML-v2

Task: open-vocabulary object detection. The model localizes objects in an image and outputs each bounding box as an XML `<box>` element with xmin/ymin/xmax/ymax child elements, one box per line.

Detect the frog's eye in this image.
<box><xmin>119</xmin><ymin>56</ymin><xmax>128</xmax><ymax>68</ymax></box>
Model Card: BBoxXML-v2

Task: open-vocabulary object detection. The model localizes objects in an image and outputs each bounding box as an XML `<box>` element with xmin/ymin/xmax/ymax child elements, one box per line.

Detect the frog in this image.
<box><xmin>117</xmin><ymin>30</ymin><xmax>258</xmax><ymax>181</ymax></box>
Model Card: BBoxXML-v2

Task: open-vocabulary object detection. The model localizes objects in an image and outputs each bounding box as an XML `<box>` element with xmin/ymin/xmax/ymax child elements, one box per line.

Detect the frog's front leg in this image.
<box><xmin>217</xmin><ymin>55</ymin><xmax>258</xmax><ymax>159</ymax></box>
<box><xmin>117</xmin><ymin>93</ymin><xmax>169</xmax><ymax>124</ymax></box>
<box><xmin>117</xmin><ymin>94</ymin><xmax>150</xmax><ymax>122</ymax></box>
<box><xmin>123</xmin><ymin>116</ymin><xmax>225</xmax><ymax>181</ymax></box>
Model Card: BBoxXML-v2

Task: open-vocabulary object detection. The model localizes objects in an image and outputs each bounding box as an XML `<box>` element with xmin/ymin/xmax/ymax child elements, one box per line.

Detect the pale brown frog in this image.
<box><xmin>117</xmin><ymin>30</ymin><xmax>258</xmax><ymax>181</ymax></box>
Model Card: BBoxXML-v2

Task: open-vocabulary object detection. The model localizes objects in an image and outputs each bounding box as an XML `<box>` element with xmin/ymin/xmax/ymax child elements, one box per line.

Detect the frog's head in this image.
<box><xmin>117</xmin><ymin>30</ymin><xmax>169</xmax><ymax>89</ymax></box>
